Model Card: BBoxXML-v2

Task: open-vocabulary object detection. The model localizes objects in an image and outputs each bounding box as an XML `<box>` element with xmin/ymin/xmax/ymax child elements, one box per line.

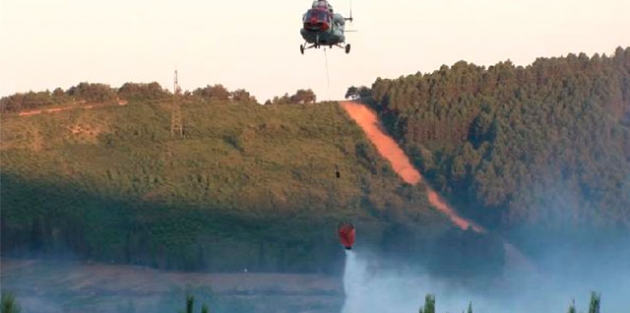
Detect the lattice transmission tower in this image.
<box><xmin>171</xmin><ymin>70</ymin><xmax>183</xmax><ymax>137</ymax></box>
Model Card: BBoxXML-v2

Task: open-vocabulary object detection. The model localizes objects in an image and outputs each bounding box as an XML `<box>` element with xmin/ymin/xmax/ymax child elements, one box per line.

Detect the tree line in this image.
<box><xmin>417</xmin><ymin>292</ymin><xmax>601</xmax><ymax>313</ymax></box>
<box><xmin>0</xmin><ymin>82</ymin><xmax>318</xmax><ymax>113</ymax></box>
<box><xmin>0</xmin><ymin>290</ymin><xmax>604</xmax><ymax>313</ymax></box>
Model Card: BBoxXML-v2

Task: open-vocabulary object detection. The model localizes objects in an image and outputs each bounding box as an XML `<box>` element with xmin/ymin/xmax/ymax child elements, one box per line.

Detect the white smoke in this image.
<box><xmin>339</xmin><ymin>247</ymin><xmax>630</xmax><ymax>313</ymax></box>
<box><xmin>341</xmin><ymin>249</ymin><xmax>476</xmax><ymax>313</ymax></box>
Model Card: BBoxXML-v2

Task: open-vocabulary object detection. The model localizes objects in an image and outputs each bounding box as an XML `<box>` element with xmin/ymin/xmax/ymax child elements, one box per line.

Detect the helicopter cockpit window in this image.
<box><xmin>304</xmin><ymin>9</ymin><xmax>330</xmax><ymax>23</ymax></box>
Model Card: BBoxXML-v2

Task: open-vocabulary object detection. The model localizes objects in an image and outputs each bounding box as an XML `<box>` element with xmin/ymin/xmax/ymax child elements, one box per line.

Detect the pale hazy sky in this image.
<box><xmin>1</xmin><ymin>0</ymin><xmax>629</xmax><ymax>102</ymax></box>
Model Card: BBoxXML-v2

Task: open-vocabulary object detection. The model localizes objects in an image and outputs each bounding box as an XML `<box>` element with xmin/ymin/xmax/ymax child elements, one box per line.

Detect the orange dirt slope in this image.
<box><xmin>339</xmin><ymin>101</ymin><xmax>481</xmax><ymax>232</ymax></box>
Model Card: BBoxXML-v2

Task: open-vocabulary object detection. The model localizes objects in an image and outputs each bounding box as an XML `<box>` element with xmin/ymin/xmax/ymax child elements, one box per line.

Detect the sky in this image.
<box><xmin>1</xmin><ymin>0</ymin><xmax>629</xmax><ymax>102</ymax></box>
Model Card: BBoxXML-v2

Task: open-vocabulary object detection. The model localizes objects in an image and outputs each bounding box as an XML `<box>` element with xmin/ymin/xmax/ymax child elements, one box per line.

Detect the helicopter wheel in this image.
<box><xmin>300</xmin><ymin>44</ymin><xmax>305</xmax><ymax>55</ymax></box>
<box><xmin>345</xmin><ymin>44</ymin><xmax>351</xmax><ymax>54</ymax></box>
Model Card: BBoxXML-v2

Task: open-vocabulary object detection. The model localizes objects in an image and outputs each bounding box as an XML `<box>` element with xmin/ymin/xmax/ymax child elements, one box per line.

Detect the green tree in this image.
<box><xmin>345</xmin><ymin>86</ymin><xmax>359</xmax><ymax>99</ymax></box>
<box><xmin>270</xmin><ymin>93</ymin><xmax>291</xmax><ymax>104</ymax></box>
<box><xmin>118</xmin><ymin>82</ymin><xmax>169</xmax><ymax>101</ymax></box>
<box><xmin>418</xmin><ymin>294</ymin><xmax>435</xmax><ymax>313</ymax></box>
<box><xmin>346</xmin><ymin>85</ymin><xmax>372</xmax><ymax>100</ymax></box>
<box><xmin>1</xmin><ymin>292</ymin><xmax>21</xmax><ymax>313</ymax></box>
<box><xmin>588</xmin><ymin>292</ymin><xmax>600</xmax><ymax>313</ymax></box>
<box><xmin>193</xmin><ymin>84</ymin><xmax>230</xmax><ymax>101</ymax></box>
<box><xmin>66</xmin><ymin>82</ymin><xmax>116</xmax><ymax>103</ymax></box>
<box><xmin>180</xmin><ymin>295</ymin><xmax>194</xmax><ymax>313</ymax></box>
<box><xmin>290</xmin><ymin>89</ymin><xmax>317</xmax><ymax>104</ymax></box>
<box><xmin>179</xmin><ymin>294</ymin><xmax>211</xmax><ymax>313</ymax></box>
<box><xmin>230</xmin><ymin>89</ymin><xmax>257</xmax><ymax>104</ymax></box>
<box><xmin>268</xmin><ymin>89</ymin><xmax>317</xmax><ymax>104</ymax></box>
<box><xmin>567</xmin><ymin>299</ymin><xmax>576</xmax><ymax>313</ymax></box>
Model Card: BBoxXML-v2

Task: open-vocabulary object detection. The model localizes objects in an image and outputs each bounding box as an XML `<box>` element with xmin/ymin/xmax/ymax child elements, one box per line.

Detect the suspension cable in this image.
<box><xmin>324</xmin><ymin>47</ymin><xmax>331</xmax><ymax>99</ymax></box>
<box><xmin>324</xmin><ymin>47</ymin><xmax>340</xmax><ymax>179</ymax></box>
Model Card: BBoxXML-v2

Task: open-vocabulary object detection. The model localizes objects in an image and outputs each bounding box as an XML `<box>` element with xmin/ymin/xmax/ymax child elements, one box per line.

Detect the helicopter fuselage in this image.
<box><xmin>299</xmin><ymin>2</ymin><xmax>352</xmax><ymax>54</ymax></box>
<box><xmin>300</xmin><ymin>28</ymin><xmax>345</xmax><ymax>46</ymax></box>
<box><xmin>300</xmin><ymin>9</ymin><xmax>346</xmax><ymax>46</ymax></box>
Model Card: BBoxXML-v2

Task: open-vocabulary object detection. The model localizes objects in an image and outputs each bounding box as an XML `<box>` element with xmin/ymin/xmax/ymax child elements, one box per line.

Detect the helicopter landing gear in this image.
<box><xmin>300</xmin><ymin>42</ymin><xmax>320</xmax><ymax>54</ymax></box>
<box><xmin>301</xmin><ymin>42</ymin><xmax>351</xmax><ymax>54</ymax></box>
<box><xmin>333</xmin><ymin>43</ymin><xmax>351</xmax><ymax>54</ymax></box>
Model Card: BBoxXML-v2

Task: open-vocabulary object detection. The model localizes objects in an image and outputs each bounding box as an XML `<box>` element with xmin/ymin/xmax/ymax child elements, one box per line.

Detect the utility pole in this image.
<box><xmin>171</xmin><ymin>70</ymin><xmax>183</xmax><ymax>137</ymax></box>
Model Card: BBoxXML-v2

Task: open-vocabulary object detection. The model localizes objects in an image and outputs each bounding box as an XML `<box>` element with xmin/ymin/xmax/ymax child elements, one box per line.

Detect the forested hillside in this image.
<box><xmin>1</xmin><ymin>86</ymin><xmax>477</xmax><ymax>276</ymax></box>
<box><xmin>358</xmin><ymin>46</ymin><xmax>630</xmax><ymax>256</ymax></box>
<box><xmin>4</xmin><ymin>47</ymin><xmax>627</xmax><ymax>282</ymax></box>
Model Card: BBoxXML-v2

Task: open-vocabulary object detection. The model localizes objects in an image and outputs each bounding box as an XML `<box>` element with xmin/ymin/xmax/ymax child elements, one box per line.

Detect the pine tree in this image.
<box><xmin>1</xmin><ymin>292</ymin><xmax>21</xmax><ymax>313</ymax></box>
<box><xmin>186</xmin><ymin>295</ymin><xmax>194</xmax><ymax>313</ymax></box>
<box><xmin>419</xmin><ymin>294</ymin><xmax>435</xmax><ymax>313</ymax></box>
<box><xmin>179</xmin><ymin>294</ymin><xmax>211</xmax><ymax>313</ymax></box>
<box><xmin>178</xmin><ymin>295</ymin><xmax>194</xmax><ymax>313</ymax></box>
<box><xmin>588</xmin><ymin>292</ymin><xmax>600</xmax><ymax>313</ymax></box>
<box><xmin>467</xmin><ymin>301</ymin><xmax>473</xmax><ymax>313</ymax></box>
<box><xmin>567</xmin><ymin>299</ymin><xmax>576</xmax><ymax>313</ymax></box>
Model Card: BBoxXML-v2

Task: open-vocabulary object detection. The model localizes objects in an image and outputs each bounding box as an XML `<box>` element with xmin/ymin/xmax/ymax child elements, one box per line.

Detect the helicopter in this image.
<box><xmin>300</xmin><ymin>0</ymin><xmax>355</xmax><ymax>54</ymax></box>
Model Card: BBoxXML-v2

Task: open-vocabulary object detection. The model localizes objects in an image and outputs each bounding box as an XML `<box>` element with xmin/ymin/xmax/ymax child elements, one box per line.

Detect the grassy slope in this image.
<box><xmin>1</xmin><ymin>99</ymin><xmax>453</xmax><ymax>273</ymax></box>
